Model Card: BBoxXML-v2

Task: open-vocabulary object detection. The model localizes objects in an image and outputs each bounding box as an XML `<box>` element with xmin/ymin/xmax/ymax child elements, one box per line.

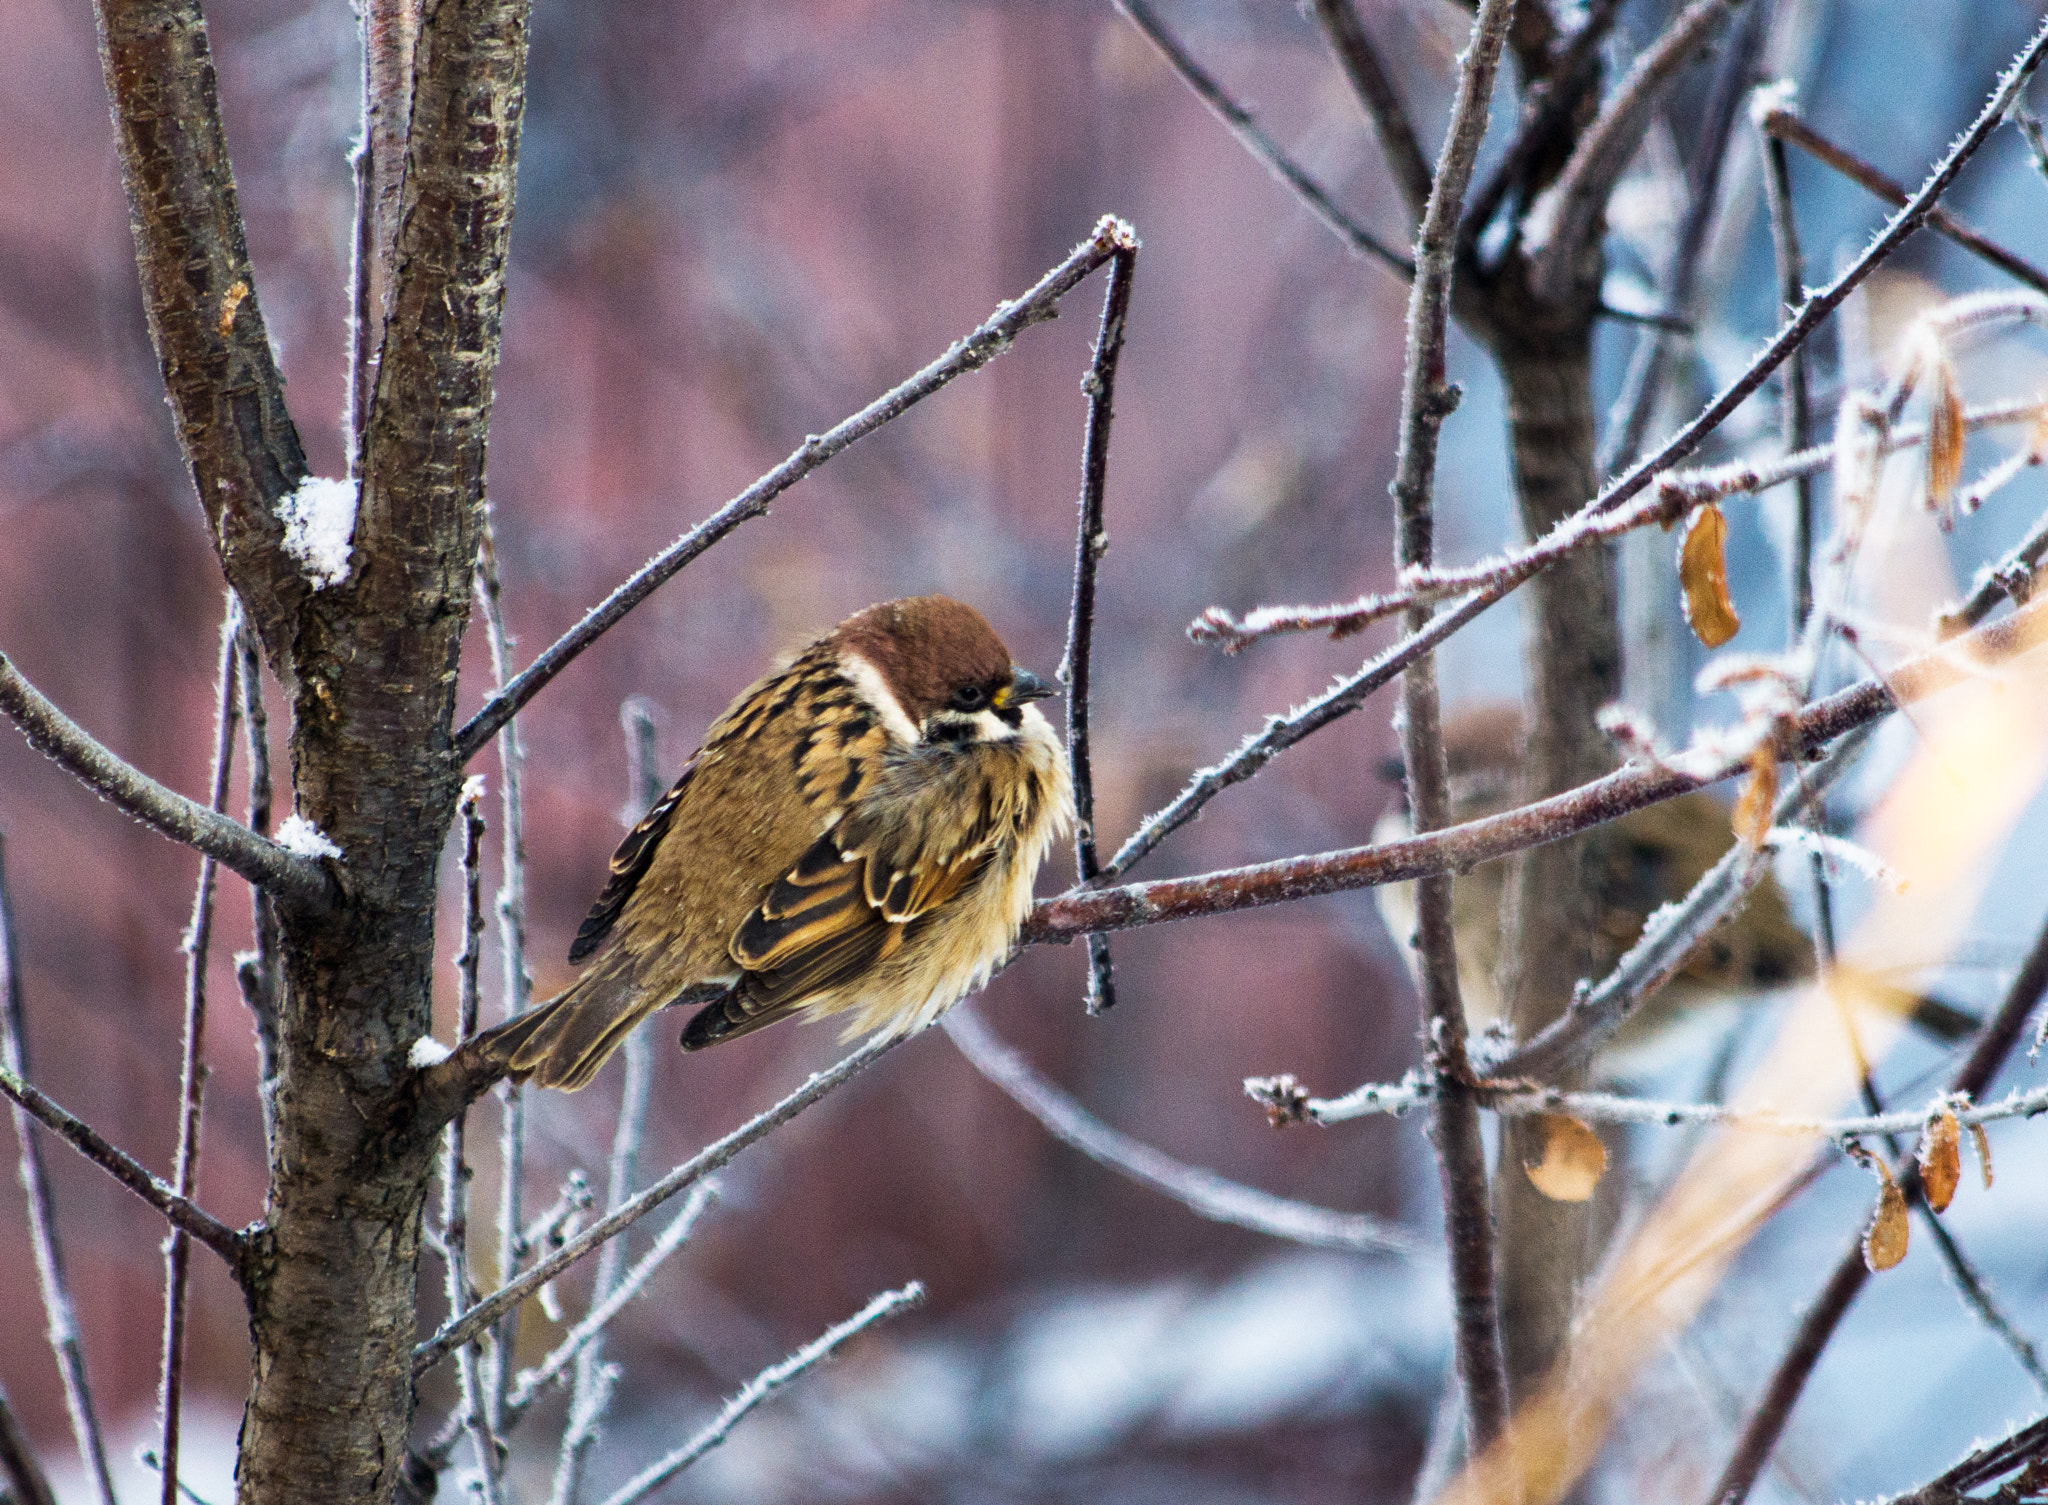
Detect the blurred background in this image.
<box><xmin>3</xmin><ymin>0</ymin><xmax>2047</xmax><ymax>1500</ymax></box>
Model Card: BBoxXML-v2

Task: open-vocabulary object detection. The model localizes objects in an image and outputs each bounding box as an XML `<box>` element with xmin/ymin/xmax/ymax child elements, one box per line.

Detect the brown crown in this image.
<box><xmin>830</xmin><ymin>596</ymin><xmax>1014</xmax><ymax>720</ymax></box>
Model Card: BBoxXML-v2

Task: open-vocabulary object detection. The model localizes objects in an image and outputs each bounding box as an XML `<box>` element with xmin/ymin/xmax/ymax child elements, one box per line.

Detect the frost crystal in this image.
<box><xmin>275</xmin><ymin>814</ymin><xmax>343</xmax><ymax>860</ymax></box>
<box><xmin>276</xmin><ymin>476</ymin><xmax>359</xmax><ymax>589</ymax></box>
<box><xmin>408</xmin><ymin>1036</ymin><xmax>453</xmax><ymax>1068</ymax></box>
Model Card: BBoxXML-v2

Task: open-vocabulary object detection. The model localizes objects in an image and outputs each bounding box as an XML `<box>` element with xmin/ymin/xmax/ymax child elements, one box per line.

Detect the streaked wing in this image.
<box><xmin>569</xmin><ymin>752</ymin><xmax>701</xmax><ymax>964</ymax></box>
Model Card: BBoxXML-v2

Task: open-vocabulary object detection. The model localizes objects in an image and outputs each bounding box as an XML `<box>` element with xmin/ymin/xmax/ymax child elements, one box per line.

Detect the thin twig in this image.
<box><xmin>454</xmin><ymin>216</ymin><xmax>1139</xmax><ymax>760</ymax></box>
<box><xmin>550</xmin><ymin>699</ymin><xmax>666</xmax><ymax>1505</ymax></box>
<box><xmin>1914</xmin><ymin>1209</ymin><xmax>2048</xmax><ymax>1394</ymax></box>
<box><xmin>1941</xmin><ymin>492</ymin><xmax>2048</xmax><ymax>635</ymax></box>
<box><xmin>1029</xmin><ymin>592</ymin><xmax>2048</xmax><ymax>949</ymax></box>
<box><xmin>595</xmin><ymin>1283</ymin><xmax>927</xmax><ymax>1505</ymax></box>
<box><xmin>1759</xmin><ymin>104</ymin><xmax>2048</xmax><ymax>296</ymax></box>
<box><xmin>1307</xmin><ymin>0</ymin><xmax>1434</xmax><ymax>225</ymax></box>
<box><xmin>233</xmin><ymin>625</ymin><xmax>281</xmax><ymax>1147</ymax></box>
<box><xmin>1707</xmin><ymin>900</ymin><xmax>2048</xmax><ymax>1505</ymax></box>
<box><xmin>413</xmin><ymin>1030</ymin><xmax>908</xmax><ymax>1378</ymax></box>
<box><xmin>0</xmin><ymin>651</ymin><xmax>332</xmax><ymax>912</ymax></box>
<box><xmin>0</xmin><ymin>1386</ymin><xmax>58</xmax><ymax>1505</ymax></box>
<box><xmin>1108</xmin><ymin>0</ymin><xmax>1412</xmax><ymax>277</ymax></box>
<box><xmin>944</xmin><ymin>1008</ymin><xmax>1423</xmax><ymax>1255</ymax></box>
<box><xmin>511</xmin><ymin>1184</ymin><xmax>720</xmax><ymax>1425</ymax></box>
<box><xmin>0</xmin><ymin>837</ymin><xmax>118</xmax><ymax>1505</ymax></box>
<box><xmin>1288</xmin><ymin>1070</ymin><xmax>2048</xmax><ymax>1140</ymax></box>
<box><xmin>443</xmin><ymin>780</ymin><xmax>503</xmax><ymax>1502</ymax></box>
<box><xmin>1877</xmin><ymin>1411</ymin><xmax>2048</xmax><ymax>1505</ymax></box>
<box><xmin>1061</xmin><ymin>243</ymin><xmax>1135</xmax><ymax>1015</ymax></box>
<box><xmin>474</xmin><ymin>521</ymin><xmax>531</xmax><ymax>1451</ymax></box>
<box><xmin>160</xmin><ymin>600</ymin><xmax>241</xmax><ymax>1505</ymax></box>
<box><xmin>1525</xmin><ymin>0</ymin><xmax>1753</xmax><ymax>303</ymax></box>
<box><xmin>1388</xmin><ymin>0</ymin><xmax>1518</xmax><ymax>1456</ymax></box>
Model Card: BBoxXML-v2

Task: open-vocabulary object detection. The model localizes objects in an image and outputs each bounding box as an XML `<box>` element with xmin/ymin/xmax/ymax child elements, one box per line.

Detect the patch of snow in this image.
<box><xmin>274</xmin><ymin>813</ymin><xmax>342</xmax><ymax>860</ymax></box>
<box><xmin>408</xmin><ymin>1036</ymin><xmax>452</xmax><ymax>1068</ymax></box>
<box><xmin>276</xmin><ymin>475</ymin><xmax>359</xmax><ymax>589</ymax></box>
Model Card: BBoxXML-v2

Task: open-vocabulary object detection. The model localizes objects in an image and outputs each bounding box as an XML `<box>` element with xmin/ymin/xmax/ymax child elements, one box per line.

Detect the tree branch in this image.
<box><xmin>454</xmin><ymin>216</ymin><xmax>1140</xmax><ymax>760</ymax></box>
<box><xmin>1878</xmin><ymin>1412</ymin><xmax>2048</xmax><ymax>1505</ymax></box>
<box><xmin>0</xmin><ymin>651</ymin><xmax>335</xmax><ymax>913</ymax></box>
<box><xmin>1108</xmin><ymin>0</ymin><xmax>1413</xmax><ymax>277</ymax></box>
<box><xmin>1387</xmin><ymin>0</ymin><xmax>1519</xmax><ymax>1456</ymax></box>
<box><xmin>944</xmin><ymin>1008</ymin><xmax>1423</xmax><ymax>1255</ymax></box>
<box><xmin>1759</xmin><ymin>103</ymin><xmax>2048</xmax><ymax>296</ymax></box>
<box><xmin>91</xmin><ymin>0</ymin><xmax>312</xmax><ymax>662</ymax></box>
<box><xmin>0</xmin><ymin>1386</ymin><xmax>58</xmax><ymax>1505</ymax></box>
<box><xmin>1307</xmin><ymin>0</ymin><xmax>1434</xmax><ymax>226</ymax></box>
<box><xmin>1523</xmin><ymin>0</ymin><xmax>1753</xmax><ymax>303</ymax></box>
<box><xmin>413</xmin><ymin>1030</ymin><xmax>907</xmax><ymax>1378</ymax></box>
<box><xmin>594</xmin><ymin>1283</ymin><xmax>926</xmax><ymax>1505</ymax></box>
<box><xmin>1061</xmin><ymin>241</ymin><xmax>1135</xmax><ymax>1015</ymax></box>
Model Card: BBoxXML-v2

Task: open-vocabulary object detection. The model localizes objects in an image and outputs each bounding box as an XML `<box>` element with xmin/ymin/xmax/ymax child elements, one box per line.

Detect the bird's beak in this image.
<box><xmin>997</xmin><ymin>667</ymin><xmax>1058</xmax><ymax>708</ymax></box>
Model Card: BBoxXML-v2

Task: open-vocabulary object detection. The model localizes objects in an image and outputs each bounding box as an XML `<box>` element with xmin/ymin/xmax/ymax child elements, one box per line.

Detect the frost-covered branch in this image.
<box><xmin>945</xmin><ymin>1009</ymin><xmax>1422</xmax><ymax>1256</ymax></box>
<box><xmin>1307</xmin><ymin>0</ymin><xmax>1433</xmax><ymax>225</ymax></box>
<box><xmin>455</xmin><ymin>216</ymin><xmax>1141</xmax><ymax>760</ymax></box>
<box><xmin>0</xmin><ymin>651</ymin><xmax>334</xmax><ymax>913</ymax></box>
<box><xmin>413</xmin><ymin>1030</ymin><xmax>908</xmax><ymax>1378</ymax></box>
<box><xmin>595</xmin><ymin>1283</ymin><xmax>926</xmax><ymax>1505</ymax></box>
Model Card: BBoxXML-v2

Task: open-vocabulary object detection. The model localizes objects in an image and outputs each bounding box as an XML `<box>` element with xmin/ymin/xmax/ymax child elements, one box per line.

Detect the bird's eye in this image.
<box><xmin>951</xmin><ymin>684</ymin><xmax>988</xmax><ymax>712</ymax></box>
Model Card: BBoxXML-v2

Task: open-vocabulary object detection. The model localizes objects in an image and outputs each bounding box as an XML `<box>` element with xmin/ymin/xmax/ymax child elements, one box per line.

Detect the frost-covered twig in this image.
<box><xmin>1877</xmin><ymin>1411</ymin><xmax>2048</xmax><ymax>1505</ymax></box>
<box><xmin>413</xmin><ymin>1030</ymin><xmax>908</xmax><ymax>1378</ymax></box>
<box><xmin>1062</xmin><ymin>239</ymin><xmax>1135</xmax><ymax>1015</ymax></box>
<box><xmin>455</xmin><ymin>216</ymin><xmax>1141</xmax><ymax>759</ymax></box>
<box><xmin>510</xmin><ymin>1183</ymin><xmax>720</xmax><ymax>1424</ymax></box>
<box><xmin>160</xmin><ymin>601</ymin><xmax>240</xmax><ymax>1505</ymax></box>
<box><xmin>595</xmin><ymin>1282</ymin><xmax>926</xmax><ymax>1505</ymax></box>
<box><xmin>551</xmin><ymin>700</ymin><xmax>666</xmax><ymax>1505</ymax></box>
<box><xmin>233</xmin><ymin>626</ymin><xmax>282</xmax><ymax>1144</ymax></box>
<box><xmin>0</xmin><ymin>838</ymin><xmax>117</xmax><ymax>1505</ymax></box>
<box><xmin>1941</xmin><ymin>494</ymin><xmax>2048</xmax><ymax>636</ymax></box>
<box><xmin>1108</xmin><ymin>0</ymin><xmax>1411</xmax><ymax>277</ymax></box>
<box><xmin>1191</xmin><ymin>398</ymin><xmax>2047</xmax><ymax>651</ymax></box>
<box><xmin>1387</xmin><ymin>0</ymin><xmax>1517</xmax><ymax>1454</ymax></box>
<box><xmin>0</xmin><ymin>651</ymin><xmax>332</xmax><ymax>912</ymax></box>
<box><xmin>945</xmin><ymin>1009</ymin><xmax>1422</xmax><ymax>1255</ymax></box>
<box><xmin>1288</xmin><ymin>1072</ymin><xmax>2048</xmax><ymax>1140</ymax></box>
<box><xmin>475</xmin><ymin>520</ymin><xmax>532</xmax><ymax>1454</ymax></box>
<box><xmin>443</xmin><ymin>781</ymin><xmax>502</xmax><ymax>1502</ymax></box>
<box><xmin>1758</xmin><ymin>103</ymin><xmax>2048</xmax><ymax>295</ymax></box>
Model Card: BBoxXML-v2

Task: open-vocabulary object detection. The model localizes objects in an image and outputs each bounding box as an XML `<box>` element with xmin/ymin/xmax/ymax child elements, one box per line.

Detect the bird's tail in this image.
<box><xmin>476</xmin><ymin>968</ymin><xmax>660</xmax><ymax>1092</ymax></box>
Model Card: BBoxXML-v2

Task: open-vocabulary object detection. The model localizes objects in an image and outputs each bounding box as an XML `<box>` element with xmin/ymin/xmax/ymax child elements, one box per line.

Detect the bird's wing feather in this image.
<box><xmin>569</xmin><ymin>751</ymin><xmax>702</xmax><ymax>963</ymax></box>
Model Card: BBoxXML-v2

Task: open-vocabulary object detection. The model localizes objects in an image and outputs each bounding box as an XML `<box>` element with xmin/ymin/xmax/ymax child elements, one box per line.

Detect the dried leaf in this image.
<box><xmin>1924</xmin><ymin>350</ymin><xmax>1965</xmax><ymax>516</ymax></box>
<box><xmin>1863</xmin><ymin>1164</ymin><xmax>1910</xmax><ymax>1271</ymax></box>
<box><xmin>1968</xmin><ymin>1120</ymin><xmax>1994</xmax><ymax>1190</ymax></box>
<box><xmin>1732</xmin><ymin>744</ymin><xmax>1778</xmax><ymax>849</ymax></box>
<box><xmin>1524</xmin><ymin>1114</ymin><xmax>1608</xmax><ymax>1202</ymax></box>
<box><xmin>1678</xmin><ymin>505</ymin><xmax>1740</xmax><ymax>648</ymax></box>
<box><xmin>1918</xmin><ymin>1110</ymin><xmax>1961</xmax><ymax>1212</ymax></box>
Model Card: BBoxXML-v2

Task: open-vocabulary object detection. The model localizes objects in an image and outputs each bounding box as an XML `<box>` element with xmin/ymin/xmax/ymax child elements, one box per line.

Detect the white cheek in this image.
<box><xmin>972</xmin><ymin>709</ymin><xmax>1014</xmax><ymax>741</ymax></box>
<box><xmin>837</xmin><ymin>651</ymin><xmax>921</xmax><ymax>745</ymax></box>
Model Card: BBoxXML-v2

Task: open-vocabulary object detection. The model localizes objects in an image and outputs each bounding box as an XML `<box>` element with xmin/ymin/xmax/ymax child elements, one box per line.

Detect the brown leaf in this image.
<box><xmin>1678</xmin><ymin>504</ymin><xmax>1740</xmax><ymax>648</ymax></box>
<box><xmin>1918</xmin><ymin>1110</ymin><xmax>1961</xmax><ymax>1213</ymax></box>
<box><xmin>1924</xmin><ymin>351</ymin><xmax>1965</xmax><ymax>516</ymax></box>
<box><xmin>1732</xmin><ymin>744</ymin><xmax>1778</xmax><ymax>849</ymax></box>
<box><xmin>1969</xmin><ymin>1120</ymin><xmax>1994</xmax><ymax>1190</ymax></box>
<box><xmin>1863</xmin><ymin>1165</ymin><xmax>1910</xmax><ymax>1271</ymax></box>
<box><xmin>1523</xmin><ymin>1114</ymin><xmax>1607</xmax><ymax>1202</ymax></box>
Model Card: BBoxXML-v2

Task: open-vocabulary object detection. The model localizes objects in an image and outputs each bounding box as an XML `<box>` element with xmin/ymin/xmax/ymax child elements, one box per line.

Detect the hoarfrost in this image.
<box><xmin>276</xmin><ymin>476</ymin><xmax>359</xmax><ymax>589</ymax></box>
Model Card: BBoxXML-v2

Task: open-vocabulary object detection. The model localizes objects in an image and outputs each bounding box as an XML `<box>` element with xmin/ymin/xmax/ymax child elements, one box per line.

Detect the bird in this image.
<box><xmin>1373</xmin><ymin>703</ymin><xmax>1975</xmax><ymax>1068</ymax></box>
<box><xmin>482</xmin><ymin>596</ymin><xmax>1074</xmax><ymax>1090</ymax></box>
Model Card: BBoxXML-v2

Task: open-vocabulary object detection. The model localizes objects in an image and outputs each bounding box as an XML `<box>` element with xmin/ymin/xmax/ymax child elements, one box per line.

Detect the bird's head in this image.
<box><xmin>832</xmin><ymin>595</ymin><xmax>1059</xmax><ymax>746</ymax></box>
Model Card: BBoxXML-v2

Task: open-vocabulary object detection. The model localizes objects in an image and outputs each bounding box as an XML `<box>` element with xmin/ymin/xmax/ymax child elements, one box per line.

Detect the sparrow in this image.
<box><xmin>483</xmin><ymin>596</ymin><xmax>1074</xmax><ymax>1089</ymax></box>
<box><xmin>1373</xmin><ymin>704</ymin><xmax>1975</xmax><ymax>1066</ymax></box>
